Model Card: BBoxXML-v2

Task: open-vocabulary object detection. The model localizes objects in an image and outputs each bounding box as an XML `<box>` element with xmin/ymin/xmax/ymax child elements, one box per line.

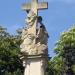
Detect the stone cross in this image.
<box><xmin>22</xmin><ymin>0</ymin><xmax>48</xmax><ymax>37</ymax></box>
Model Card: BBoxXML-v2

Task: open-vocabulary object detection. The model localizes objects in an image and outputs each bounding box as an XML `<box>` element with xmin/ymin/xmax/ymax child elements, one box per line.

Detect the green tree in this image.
<box><xmin>54</xmin><ymin>25</ymin><xmax>75</xmax><ymax>74</ymax></box>
<box><xmin>0</xmin><ymin>26</ymin><xmax>23</xmax><ymax>75</ymax></box>
<box><xmin>55</xmin><ymin>26</ymin><xmax>75</xmax><ymax>55</ymax></box>
<box><xmin>48</xmin><ymin>25</ymin><xmax>75</xmax><ymax>75</ymax></box>
<box><xmin>48</xmin><ymin>56</ymin><xmax>64</xmax><ymax>75</ymax></box>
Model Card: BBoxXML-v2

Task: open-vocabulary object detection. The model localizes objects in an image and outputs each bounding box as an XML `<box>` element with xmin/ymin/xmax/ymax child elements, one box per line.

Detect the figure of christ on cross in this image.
<box><xmin>22</xmin><ymin>0</ymin><xmax>48</xmax><ymax>44</ymax></box>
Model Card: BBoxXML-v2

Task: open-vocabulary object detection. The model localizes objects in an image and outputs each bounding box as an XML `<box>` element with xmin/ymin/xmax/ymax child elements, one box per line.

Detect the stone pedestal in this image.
<box><xmin>22</xmin><ymin>55</ymin><xmax>48</xmax><ymax>75</ymax></box>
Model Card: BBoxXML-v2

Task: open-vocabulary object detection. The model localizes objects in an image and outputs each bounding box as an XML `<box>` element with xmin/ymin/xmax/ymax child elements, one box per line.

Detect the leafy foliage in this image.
<box><xmin>55</xmin><ymin>25</ymin><xmax>75</xmax><ymax>56</ymax></box>
<box><xmin>48</xmin><ymin>25</ymin><xmax>75</xmax><ymax>75</ymax></box>
<box><xmin>53</xmin><ymin>25</ymin><xmax>75</xmax><ymax>74</ymax></box>
<box><xmin>0</xmin><ymin>26</ymin><xmax>23</xmax><ymax>75</ymax></box>
<box><xmin>48</xmin><ymin>56</ymin><xmax>64</xmax><ymax>75</ymax></box>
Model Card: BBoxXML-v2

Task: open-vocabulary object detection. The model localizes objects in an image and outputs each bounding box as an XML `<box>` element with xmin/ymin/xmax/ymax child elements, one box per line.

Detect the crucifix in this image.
<box><xmin>22</xmin><ymin>0</ymin><xmax>48</xmax><ymax>40</ymax></box>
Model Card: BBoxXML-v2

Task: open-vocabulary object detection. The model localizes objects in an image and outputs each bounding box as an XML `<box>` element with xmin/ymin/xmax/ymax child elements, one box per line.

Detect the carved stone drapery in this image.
<box><xmin>20</xmin><ymin>10</ymin><xmax>49</xmax><ymax>55</ymax></box>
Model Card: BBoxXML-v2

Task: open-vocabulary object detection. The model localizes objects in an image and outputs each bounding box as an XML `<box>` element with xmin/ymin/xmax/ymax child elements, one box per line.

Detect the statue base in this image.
<box><xmin>21</xmin><ymin>54</ymin><xmax>49</xmax><ymax>75</ymax></box>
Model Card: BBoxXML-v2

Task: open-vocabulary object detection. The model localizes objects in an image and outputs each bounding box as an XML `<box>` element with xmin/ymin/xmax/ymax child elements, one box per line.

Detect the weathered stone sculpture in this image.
<box><xmin>25</xmin><ymin>11</ymin><xmax>37</xmax><ymax>27</ymax></box>
<box><xmin>20</xmin><ymin>11</ymin><xmax>49</xmax><ymax>55</ymax></box>
<box><xmin>20</xmin><ymin>0</ymin><xmax>49</xmax><ymax>75</ymax></box>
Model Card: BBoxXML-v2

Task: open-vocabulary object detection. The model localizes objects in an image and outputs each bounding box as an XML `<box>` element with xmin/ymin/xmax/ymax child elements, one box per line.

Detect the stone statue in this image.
<box><xmin>20</xmin><ymin>1</ymin><xmax>49</xmax><ymax>75</ymax></box>
<box><xmin>20</xmin><ymin>14</ymin><xmax>49</xmax><ymax>55</ymax></box>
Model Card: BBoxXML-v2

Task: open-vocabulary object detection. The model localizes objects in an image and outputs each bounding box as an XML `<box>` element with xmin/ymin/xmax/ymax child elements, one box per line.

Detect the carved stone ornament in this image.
<box><xmin>25</xmin><ymin>11</ymin><xmax>37</xmax><ymax>28</ymax></box>
<box><xmin>20</xmin><ymin>10</ymin><xmax>49</xmax><ymax>55</ymax></box>
<box><xmin>20</xmin><ymin>28</ymin><xmax>48</xmax><ymax>55</ymax></box>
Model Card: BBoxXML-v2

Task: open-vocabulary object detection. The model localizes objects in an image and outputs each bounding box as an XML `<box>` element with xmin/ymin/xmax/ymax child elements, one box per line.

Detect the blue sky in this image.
<box><xmin>0</xmin><ymin>0</ymin><xmax>75</xmax><ymax>57</ymax></box>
